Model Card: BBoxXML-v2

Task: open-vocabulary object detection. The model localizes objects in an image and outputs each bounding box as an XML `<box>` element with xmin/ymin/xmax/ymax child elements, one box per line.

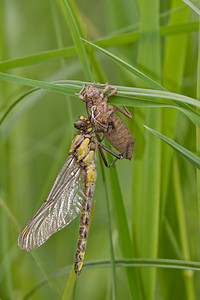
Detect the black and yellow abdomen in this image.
<box><xmin>70</xmin><ymin>118</ymin><xmax>97</xmax><ymax>276</ymax></box>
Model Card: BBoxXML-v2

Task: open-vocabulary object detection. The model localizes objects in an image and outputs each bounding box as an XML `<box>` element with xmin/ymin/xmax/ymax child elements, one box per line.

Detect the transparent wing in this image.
<box><xmin>18</xmin><ymin>155</ymin><xmax>83</xmax><ymax>251</ymax></box>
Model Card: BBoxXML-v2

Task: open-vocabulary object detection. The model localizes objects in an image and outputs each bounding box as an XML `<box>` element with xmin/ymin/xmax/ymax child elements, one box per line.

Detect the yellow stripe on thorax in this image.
<box><xmin>70</xmin><ymin>135</ymin><xmax>91</xmax><ymax>161</ymax></box>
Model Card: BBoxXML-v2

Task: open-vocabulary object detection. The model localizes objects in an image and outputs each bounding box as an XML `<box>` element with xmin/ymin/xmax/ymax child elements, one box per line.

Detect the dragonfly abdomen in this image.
<box><xmin>74</xmin><ymin>161</ymin><xmax>96</xmax><ymax>276</ymax></box>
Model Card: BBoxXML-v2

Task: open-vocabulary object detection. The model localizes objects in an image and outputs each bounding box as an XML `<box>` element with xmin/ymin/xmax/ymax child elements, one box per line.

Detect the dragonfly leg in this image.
<box><xmin>95</xmin><ymin>84</ymin><xmax>132</xmax><ymax>119</ymax></box>
<box><xmin>85</xmin><ymin>95</ymin><xmax>92</xmax><ymax>121</ymax></box>
<box><xmin>98</xmin><ymin>145</ymin><xmax>119</xmax><ymax>168</ymax></box>
<box><xmin>97</xmin><ymin>140</ymin><xmax>123</xmax><ymax>168</ymax></box>
<box><xmin>96</xmin><ymin>132</ymin><xmax>104</xmax><ymax>142</ymax></box>
<box><xmin>94</xmin><ymin>83</ymin><xmax>117</xmax><ymax>102</ymax></box>
<box><xmin>97</xmin><ymin>139</ymin><xmax>135</xmax><ymax>168</ymax></box>
<box><xmin>115</xmin><ymin>106</ymin><xmax>132</xmax><ymax>119</ymax></box>
<box><xmin>123</xmin><ymin>141</ymin><xmax>135</xmax><ymax>158</ymax></box>
<box><xmin>103</xmin><ymin>87</ymin><xmax>117</xmax><ymax>103</ymax></box>
<box><xmin>100</xmin><ymin>84</ymin><xmax>110</xmax><ymax>98</ymax></box>
<box><xmin>78</xmin><ymin>83</ymin><xmax>86</xmax><ymax>101</ymax></box>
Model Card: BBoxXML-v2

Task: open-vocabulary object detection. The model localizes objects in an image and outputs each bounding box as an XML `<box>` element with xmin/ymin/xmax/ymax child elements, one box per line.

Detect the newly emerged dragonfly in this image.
<box><xmin>18</xmin><ymin>116</ymin><xmax>97</xmax><ymax>276</ymax></box>
<box><xmin>78</xmin><ymin>83</ymin><xmax>135</xmax><ymax>160</ymax></box>
<box><xmin>18</xmin><ymin>113</ymin><xmax>132</xmax><ymax>275</ymax></box>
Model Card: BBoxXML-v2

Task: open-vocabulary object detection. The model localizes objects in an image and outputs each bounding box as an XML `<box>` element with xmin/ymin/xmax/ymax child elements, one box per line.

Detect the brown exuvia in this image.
<box><xmin>78</xmin><ymin>83</ymin><xmax>135</xmax><ymax>160</ymax></box>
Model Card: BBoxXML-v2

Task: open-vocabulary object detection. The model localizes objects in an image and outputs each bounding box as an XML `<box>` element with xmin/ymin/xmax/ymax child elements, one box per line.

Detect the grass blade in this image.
<box><xmin>61</xmin><ymin>269</ymin><xmax>76</xmax><ymax>300</ymax></box>
<box><xmin>134</xmin><ymin>2</ymin><xmax>161</xmax><ymax>299</ymax></box>
<box><xmin>107</xmin><ymin>163</ymin><xmax>143</xmax><ymax>300</ymax></box>
<box><xmin>144</xmin><ymin>125</ymin><xmax>200</xmax><ymax>169</ymax></box>
<box><xmin>161</xmin><ymin>3</ymin><xmax>195</xmax><ymax>299</ymax></box>
<box><xmin>57</xmin><ymin>0</ymin><xmax>93</xmax><ymax>81</ymax></box>
<box><xmin>1</xmin><ymin>73</ymin><xmax>200</xmax><ymax>108</ymax></box>
<box><xmin>1</xmin><ymin>75</ymin><xmax>200</xmax><ymax>134</ymax></box>
<box><xmin>0</xmin><ymin>47</ymin><xmax>76</xmax><ymax>71</ymax></box>
<box><xmin>196</xmin><ymin>11</ymin><xmax>200</xmax><ymax>248</ymax></box>
<box><xmin>182</xmin><ymin>0</ymin><xmax>200</xmax><ymax>14</ymax></box>
<box><xmin>81</xmin><ymin>38</ymin><xmax>165</xmax><ymax>91</ymax></box>
<box><xmin>22</xmin><ymin>257</ymin><xmax>200</xmax><ymax>299</ymax></box>
<box><xmin>99</xmin><ymin>157</ymin><xmax>117</xmax><ymax>300</ymax></box>
<box><xmin>0</xmin><ymin>21</ymin><xmax>198</xmax><ymax>72</ymax></box>
<box><xmin>173</xmin><ymin>157</ymin><xmax>195</xmax><ymax>300</ymax></box>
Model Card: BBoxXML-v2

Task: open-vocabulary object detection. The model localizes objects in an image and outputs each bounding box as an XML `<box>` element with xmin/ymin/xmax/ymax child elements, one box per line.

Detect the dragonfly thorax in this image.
<box><xmin>70</xmin><ymin>117</ymin><xmax>96</xmax><ymax>167</ymax></box>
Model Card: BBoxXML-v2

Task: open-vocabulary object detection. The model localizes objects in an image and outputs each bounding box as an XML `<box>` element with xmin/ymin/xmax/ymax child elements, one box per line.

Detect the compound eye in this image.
<box><xmin>74</xmin><ymin>118</ymin><xmax>87</xmax><ymax>129</ymax></box>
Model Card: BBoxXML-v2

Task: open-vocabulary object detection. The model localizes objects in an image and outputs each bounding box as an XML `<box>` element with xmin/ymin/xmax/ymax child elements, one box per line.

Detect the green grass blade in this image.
<box><xmin>61</xmin><ymin>269</ymin><xmax>76</xmax><ymax>300</ymax></box>
<box><xmin>135</xmin><ymin>2</ymin><xmax>161</xmax><ymax>299</ymax></box>
<box><xmin>0</xmin><ymin>21</ymin><xmax>198</xmax><ymax>72</ymax></box>
<box><xmin>115</xmin><ymin>88</ymin><xmax>200</xmax><ymax>108</ymax></box>
<box><xmin>1</xmin><ymin>75</ymin><xmax>200</xmax><ymax>131</ymax></box>
<box><xmin>99</xmin><ymin>157</ymin><xmax>116</xmax><ymax>300</ymax></box>
<box><xmin>0</xmin><ymin>195</ymin><xmax>13</xmax><ymax>298</ymax></box>
<box><xmin>0</xmin><ymin>197</ymin><xmax>20</xmax><ymax>230</ymax></box>
<box><xmin>0</xmin><ymin>186</ymin><xmax>61</xmax><ymax>297</ymax></box>
<box><xmin>50</xmin><ymin>0</ymin><xmax>74</xmax><ymax>138</ymax></box>
<box><xmin>81</xmin><ymin>38</ymin><xmax>165</xmax><ymax>91</ymax></box>
<box><xmin>196</xmin><ymin>14</ymin><xmax>200</xmax><ymax>248</ymax></box>
<box><xmin>42</xmin><ymin>257</ymin><xmax>200</xmax><ymax>273</ymax></box>
<box><xmin>144</xmin><ymin>125</ymin><xmax>200</xmax><ymax>169</ymax></box>
<box><xmin>0</xmin><ymin>47</ymin><xmax>76</xmax><ymax>71</ymax></box>
<box><xmin>64</xmin><ymin>0</ymin><xmax>106</xmax><ymax>82</ymax></box>
<box><xmin>0</xmin><ymin>20</ymin><xmax>13</xmax><ymax>297</ymax></box>
<box><xmin>173</xmin><ymin>157</ymin><xmax>195</xmax><ymax>300</ymax></box>
<box><xmin>0</xmin><ymin>72</ymin><xmax>81</xmax><ymax>95</ymax></box>
<box><xmin>96</xmin><ymin>21</ymin><xmax>199</xmax><ymax>46</ymax></box>
<box><xmin>57</xmin><ymin>0</ymin><xmax>92</xmax><ymax>81</ymax></box>
<box><xmin>80</xmin><ymin>38</ymin><xmax>199</xmax><ymax>120</ymax></box>
<box><xmin>160</xmin><ymin>0</ymin><xmax>185</xmax><ymax>248</ymax></box>
<box><xmin>107</xmin><ymin>163</ymin><xmax>143</xmax><ymax>300</ymax></box>
<box><xmin>22</xmin><ymin>266</ymin><xmax>72</xmax><ymax>300</ymax></box>
<box><xmin>114</xmin><ymin>258</ymin><xmax>200</xmax><ymax>271</ymax></box>
<box><xmin>164</xmin><ymin>218</ymin><xmax>183</xmax><ymax>258</ymax></box>
<box><xmin>160</xmin><ymin>20</ymin><xmax>199</xmax><ymax>35</ymax></box>
<box><xmin>182</xmin><ymin>0</ymin><xmax>200</xmax><ymax>14</ymax></box>
<box><xmin>161</xmin><ymin>3</ymin><xmax>195</xmax><ymax>299</ymax></box>
<box><xmin>67</xmin><ymin>0</ymin><xmax>86</xmax><ymax>37</ymax></box>
<box><xmin>31</xmin><ymin>252</ymin><xmax>61</xmax><ymax>297</ymax></box>
<box><xmin>1</xmin><ymin>73</ymin><xmax>200</xmax><ymax>108</ymax></box>
<box><xmin>20</xmin><ymin>257</ymin><xmax>200</xmax><ymax>299</ymax></box>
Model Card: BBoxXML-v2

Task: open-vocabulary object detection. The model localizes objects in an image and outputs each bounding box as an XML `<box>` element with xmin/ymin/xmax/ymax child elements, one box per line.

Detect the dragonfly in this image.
<box><xmin>18</xmin><ymin>115</ymin><xmax>126</xmax><ymax>275</ymax></box>
<box><xmin>18</xmin><ymin>116</ymin><xmax>97</xmax><ymax>276</ymax></box>
<box><xmin>78</xmin><ymin>82</ymin><xmax>135</xmax><ymax>161</ymax></box>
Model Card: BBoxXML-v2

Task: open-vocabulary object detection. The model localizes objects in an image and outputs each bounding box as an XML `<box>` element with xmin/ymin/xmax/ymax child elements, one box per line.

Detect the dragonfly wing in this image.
<box><xmin>18</xmin><ymin>155</ymin><xmax>82</xmax><ymax>251</ymax></box>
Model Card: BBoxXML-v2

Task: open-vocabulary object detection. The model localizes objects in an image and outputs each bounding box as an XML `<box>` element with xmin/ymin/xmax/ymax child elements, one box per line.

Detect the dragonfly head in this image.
<box><xmin>74</xmin><ymin>116</ymin><xmax>93</xmax><ymax>133</ymax></box>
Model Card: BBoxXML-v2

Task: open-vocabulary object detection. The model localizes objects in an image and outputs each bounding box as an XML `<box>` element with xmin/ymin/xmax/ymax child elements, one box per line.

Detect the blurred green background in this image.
<box><xmin>0</xmin><ymin>0</ymin><xmax>200</xmax><ymax>299</ymax></box>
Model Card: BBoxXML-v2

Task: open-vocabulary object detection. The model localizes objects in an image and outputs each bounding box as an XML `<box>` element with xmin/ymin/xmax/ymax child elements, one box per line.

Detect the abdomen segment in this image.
<box><xmin>74</xmin><ymin>163</ymin><xmax>96</xmax><ymax>276</ymax></box>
